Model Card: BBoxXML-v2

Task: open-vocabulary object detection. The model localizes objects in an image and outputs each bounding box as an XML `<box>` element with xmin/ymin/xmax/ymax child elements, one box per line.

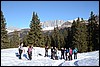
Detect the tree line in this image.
<box><xmin>1</xmin><ymin>11</ymin><xmax>99</xmax><ymax>53</ymax></box>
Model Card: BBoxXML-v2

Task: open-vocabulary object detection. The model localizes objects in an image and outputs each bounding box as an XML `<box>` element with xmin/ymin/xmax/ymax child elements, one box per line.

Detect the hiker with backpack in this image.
<box><xmin>73</xmin><ymin>47</ymin><xmax>78</xmax><ymax>59</ymax></box>
<box><xmin>27</xmin><ymin>45</ymin><xmax>33</xmax><ymax>60</ymax></box>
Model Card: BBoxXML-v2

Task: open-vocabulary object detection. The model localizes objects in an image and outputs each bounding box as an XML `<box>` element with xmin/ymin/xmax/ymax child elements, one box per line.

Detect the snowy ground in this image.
<box><xmin>1</xmin><ymin>47</ymin><xmax>99</xmax><ymax>66</ymax></box>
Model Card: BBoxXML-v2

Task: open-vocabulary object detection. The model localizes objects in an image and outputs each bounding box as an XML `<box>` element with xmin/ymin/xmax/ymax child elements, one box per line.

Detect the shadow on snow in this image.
<box><xmin>15</xmin><ymin>52</ymin><xmax>29</xmax><ymax>60</ymax></box>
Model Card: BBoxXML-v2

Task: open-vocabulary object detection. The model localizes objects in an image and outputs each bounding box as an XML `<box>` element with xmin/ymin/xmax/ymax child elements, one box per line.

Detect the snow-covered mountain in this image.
<box><xmin>7</xmin><ymin>26</ymin><xmax>21</xmax><ymax>33</ymax></box>
<box><xmin>1</xmin><ymin>47</ymin><xmax>99</xmax><ymax>66</ymax></box>
<box><xmin>6</xmin><ymin>20</ymin><xmax>67</xmax><ymax>33</ymax></box>
<box><xmin>41</xmin><ymin>18</ymin><xmax>88</xmax><ymax>31</ymax></box>
<box><xmin>7</xmin><ymin>18</ymin><xmax>89</xmax><ymax>33</ymax></box>
<box><xmin>7</xmin><ymin>15</ymin><xmax>99</xmax><ymax>33</ymax></box>
<box><xmin>41</xmin><ymin>20</ymin><xmax>66</xmax><ymax>31</ymax></box>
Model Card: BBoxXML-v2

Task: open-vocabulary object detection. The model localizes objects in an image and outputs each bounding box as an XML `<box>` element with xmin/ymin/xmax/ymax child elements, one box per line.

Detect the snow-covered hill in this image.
<box><xmin>1</xmin><ymin>47</ymin><xmax>99</xmax><ymax>66</ymax></box>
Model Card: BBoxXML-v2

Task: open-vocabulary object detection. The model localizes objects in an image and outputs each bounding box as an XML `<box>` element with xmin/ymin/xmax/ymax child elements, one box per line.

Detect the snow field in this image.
<box><xmin>1</xmin><ymin>47</ymin><xmax>99</xmax><ymax>66</ymax></box>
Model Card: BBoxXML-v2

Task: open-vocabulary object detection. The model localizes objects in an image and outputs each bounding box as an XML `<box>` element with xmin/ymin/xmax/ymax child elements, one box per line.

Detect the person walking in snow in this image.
<box><xmin>61</xmin><ymin>47</ymin><xmax>64</xmax><ymax>59</ymax></box>
<box><xmin>73</xmin><ymin>47</ymin><xmax>78</xmax><ymax>59</ymax></box>
<box><xmin>27</xmin><ymin>45</ymin><xmax>33</xmax><ymax>60</ymax></box>
<box><xmin>52</xmin><ymin>47</ymin><xmax>55</xmax><ymax>60</ymax></box>
<box><xmin>65</xmin><ymin>48</ymin><xmax>69</xmax><ymax>61</ymax></box>
<box><xmin>18</xmin><ymin>42</ymin><xmax>24</xmax><ymax>59</ymax></box>
<box><xmin>51</xmin><ymin>47</ymin><xmax>53</xmax><ymax>59</ymax></box>
<box><xmin>45</xmin><ymin>45</ymin><xmax>49</xmax><ymax>57</ymax></box>
<box><xmin>61</xmin><ymin>48</ymin><xmax>63</xmax><ymax>59</ymax></box>
<box><xmin>54</xmin><ymin>47</ymin><xmax>58</xmax><ymax>60</ymax></box>
<box><xmin>64</xmin><ymin>48</ymin><xmax>66</xmax><ymax>60</ymax></box>
<box><xmin>69</xmin><ymin>48</ymin><xmax>73</xmax><ymax>60</ymax></box>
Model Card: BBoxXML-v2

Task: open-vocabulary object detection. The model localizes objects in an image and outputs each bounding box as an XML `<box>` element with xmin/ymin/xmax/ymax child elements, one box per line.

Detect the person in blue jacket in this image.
<box><xmin>73</xmin><ymin>47</ymin><xmax>78</xmax><ymax>59</ymax></box>
<box><xmin>65</xmin><ymin>48</ymin><xmax>69</xmax><ymax>61</ymax></box>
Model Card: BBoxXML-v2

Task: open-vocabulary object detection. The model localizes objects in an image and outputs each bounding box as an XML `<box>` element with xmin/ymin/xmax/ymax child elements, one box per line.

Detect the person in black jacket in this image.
<box><xmin>18</xmin><ymin>43</ymin><xmax>24</xmax><ymax>59</ymax></box>
<box><xmin>61</xmin><ymin>48</ymin><xmax>64</xmax><ymax>59</ymax></box>
<box><xmin>54</xmin><ymin>47</ymin><xmax>58</xmax><ymax>60</ymax></box>
<box><xmin>51</xmin><ymin>47</ymin><xmax>53</xmax><ymax>59</ymax></box>
<box><xmin>45</xmin><ymin>45</ymin><xmax>48</xmax><ymax>57</ymax></box>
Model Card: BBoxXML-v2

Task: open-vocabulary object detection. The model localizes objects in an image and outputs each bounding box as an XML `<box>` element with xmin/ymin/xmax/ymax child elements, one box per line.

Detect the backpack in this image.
<box><xmin>74</xmin><ymin>48</ymin><xmax>78</xmax><ymax>53</ymax></box>
<box><xmin>66</xmin><ymin>49</ymin><xmax>69</xmax><ymax>53</ymax></box>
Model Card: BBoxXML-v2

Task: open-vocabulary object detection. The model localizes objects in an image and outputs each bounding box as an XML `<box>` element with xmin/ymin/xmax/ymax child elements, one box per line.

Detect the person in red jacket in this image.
<box><xmin>69</xmin><ymin>47</ymin><xmax>73</xmax><ymax>60</ymax></box>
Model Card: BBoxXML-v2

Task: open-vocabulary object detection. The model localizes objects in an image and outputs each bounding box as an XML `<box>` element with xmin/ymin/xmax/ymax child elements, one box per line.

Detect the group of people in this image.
<box><xmin>45</xmin><ymin>46</ymin><xmax>78</xmax><ymax>61</ymax></box>
<box><xmin>51</xmin><ymin>47</ymin><xmax>58</xmax><ymax>60</ymax></box>
<box><xmin>61</xmin><ymin>47</ymin><xmax>78</xmax><ymax>61</ymax></box>
<box><xmin>18</xmin><ymin>42</ymin><xmax>33</xmax><ymax>60</ymax></box>
<box><xmin>45</xmin><ymin>46</ymin><xmax>58</xmax><ymax>60</ymax></box>
<box><xmin>18</xmin><ymin>43</ymin><xmax>78</xmax><ymax>61</ymax></box>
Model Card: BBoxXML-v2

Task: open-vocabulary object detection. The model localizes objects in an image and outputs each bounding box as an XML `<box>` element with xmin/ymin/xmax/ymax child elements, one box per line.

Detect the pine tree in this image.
<box><xmin>55</xmin><ymin>26</ymin><xmax>61</xmax><ymax>49</ymax></box>
<box><xmin>51</xmin><ymin>26</ymin><xmax>64</xmax><ymax>49</ymax></box>
<box><xmin>66</xmin><ymin>27</ymin><xmax>72</xmax><ymax>48</ymax></box>
<box><xmin>27</xmin><ymin>12</ymin><xmax>44</xmax><ymax>47</ymax></box>
<box><xmin>51</xmin><ymin>34</ymin><xmax>55</xmax><ymax>47</ymax></box>
<box><xmin>59</xmin><ymin>33</ymin><xmax>65</xmax><ymax>49</ymax></box>
<box><xmin>88</xmin><ymin>11</ymin><xmax>99</xmax><ymax>51</ymax></box>
<box><xmin>80</xmin><ymin>18</ymin><xmax>88</xmax><ymax>52</ymax></box>
<box><xmin>87</xmin><ymin>11</ymin><xmax>94</xmax><ymax>51</ymax></box>
<box><xmin>72</xmin><ymin>18</ymin><xmax>81</xmax><ymax>52</ymax></box>
<box><xmin>1</xmin><ymin>11</ymin><xmax>9</xmax><ymax>49</ymax></box>
<box><xmin>45</xmin><ymin>34</ymin><xmax>51</xmax><ymax>47</ymax></box>
<box><xmin>9</xmin><ymin>30</ymin><xmax>20</xmax><ymax>48</ymax></box>
<box><xmin>60</xmin><ymin>28</ymin><xmax>68</xmax><ymax>49</ymax></box>
<box><xmin>52</xmin><ymin>27</ymin><xmax>58</xmax><ymax>47</ymax></box>
<box><xmin>71</xmin><ymin>17</ymin><xmax>88</xmax><ymax>52</ymax></box>
<box><xmin>71</xmin><ymin>20</ymin><xmax>77</xmax><ymax>48</ymax></box>
<box><xmin>94</xmin><ymin>15</ymin><xmax>99</xmax><ymax>50</ymax></box>
<box><xmin>23</xmin><ymin>35</ymin><xmax>28</xmax><ymax>47</ymax></box>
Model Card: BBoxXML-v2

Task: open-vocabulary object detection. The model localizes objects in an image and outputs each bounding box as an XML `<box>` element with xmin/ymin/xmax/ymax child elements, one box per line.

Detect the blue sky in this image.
<box><xmin>1</xmin><ymin>1</ymin><xmax>99</xmax><ymax>29</ymax></box>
